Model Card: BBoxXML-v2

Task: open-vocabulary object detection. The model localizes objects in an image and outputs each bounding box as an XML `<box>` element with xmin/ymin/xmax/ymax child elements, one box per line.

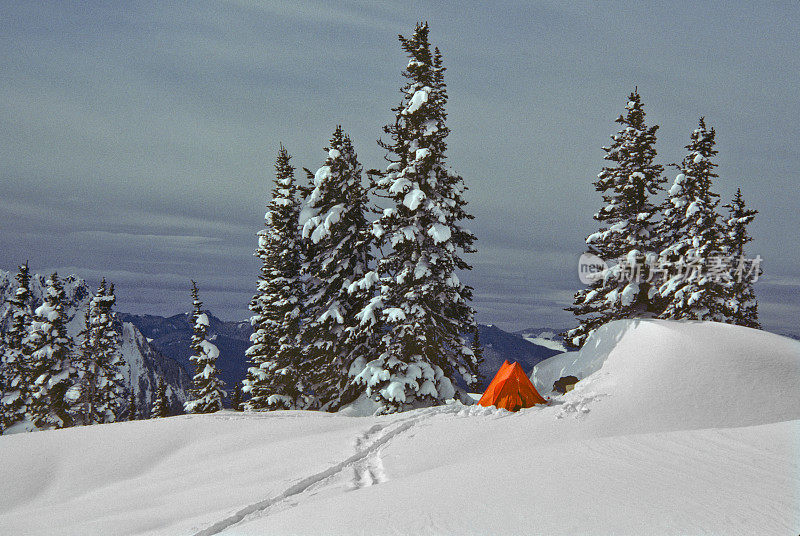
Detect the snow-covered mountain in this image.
<box><xmin>0</xmin><ymin>319</ymin><xmax>797</xmax><ymax>535</ymax></box>
<box><xmin>515</xmin><ymin>327</ymin><xmax>568</xmax><ymax>352</ymax></box>
<box><xmin>0</xmin><ymin>269</ymin><xmax>190</xmax><ymax>416</ymax></box>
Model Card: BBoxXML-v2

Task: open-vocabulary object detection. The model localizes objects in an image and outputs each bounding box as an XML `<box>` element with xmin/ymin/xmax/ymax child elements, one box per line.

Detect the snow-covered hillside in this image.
<box><xmin>0</xmin><ymin>269</ymin><xmax>190</xmax><ymax>416</ymax></box>
<box><xmin>0</xmin><ymin>320</ymin><xmax>798</xmax><ymax>535</ymax></box>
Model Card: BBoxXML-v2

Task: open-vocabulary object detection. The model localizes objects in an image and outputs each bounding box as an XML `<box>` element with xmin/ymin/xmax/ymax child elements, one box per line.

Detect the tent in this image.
<box><xmin>477</xmin><ymin>360</ymin><xmax>547</xmax><ymax>411</ymax></box>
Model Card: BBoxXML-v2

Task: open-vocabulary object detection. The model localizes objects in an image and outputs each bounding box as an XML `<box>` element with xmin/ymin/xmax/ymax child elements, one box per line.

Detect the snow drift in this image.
<box><xmin>531</xmin><ymin>319</ymin><xmax>800</xmax><ymax>435</ymax></box>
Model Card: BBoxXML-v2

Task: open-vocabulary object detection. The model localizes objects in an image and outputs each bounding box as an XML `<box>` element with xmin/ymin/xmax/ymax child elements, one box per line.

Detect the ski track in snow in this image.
<box><xmin>350</xmin><ymin>424</ymin><xmax>388</xmax><ymax>490</ymax></box>
<box><xmin>193</xmin><ymin>407</ymin><xmax>444</xmax><ymax>536</ymax></box>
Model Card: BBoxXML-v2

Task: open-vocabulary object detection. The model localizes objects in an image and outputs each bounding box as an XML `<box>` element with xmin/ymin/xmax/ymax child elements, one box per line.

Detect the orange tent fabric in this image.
<box><xmin>477</xmin><ymin>360</ymin><xmax>547</xmax><ymax>411</ymax></box>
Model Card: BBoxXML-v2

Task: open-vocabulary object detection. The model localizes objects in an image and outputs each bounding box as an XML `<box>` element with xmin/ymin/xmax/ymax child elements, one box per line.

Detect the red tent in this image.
<box><xmin>477</xmin><ymin>360</ymin><xmax>547</xmax><ymax>411</ymax></box>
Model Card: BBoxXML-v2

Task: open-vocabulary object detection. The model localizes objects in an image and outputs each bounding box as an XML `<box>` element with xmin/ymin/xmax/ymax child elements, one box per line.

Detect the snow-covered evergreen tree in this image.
<box><xmin>26</xmin><ymin>273</ymin><xmax>80</xmax><ymax>429</ymax></box>
<box><xmin>184</xmin><ymin>281</ymin><xmax>226</xmax><ymax>414</ymax></box>
<box><xmin>469</xmin><ymin>326</ymin><xmax>484</xmax><ymax>390</ymax></box>
<box><xmin>243</xmin><ymin>146</ymin><xmax>305</xmax><ymax>410</ymax></box>
<box><xmin>78</xmin><ymin>279</ymin><xmax>125</xmax><ymax>424</ymax></box>
<box><xmin>722</xmin><ymin>188</ymin><xmax>760</xmax><ymax>328</ymax></box>
<box><xmin>230</xmin><ymin>384</ymin><xmax>242</xmax><ymax>411</ymax></box>
<box><xmin>1</xmin><ymin>263</ymin><xmax>34</xmax><ymax>433</ymax></box>
<box><xmin>564</xmin><ymin>90</ymin><xmax>665</xmax><ymax>348</ymax></box>
<box><xmin>352</xmin><ymin>23</ymin><xmax>478</xmax><ymax>413</ymax></box>
<box><xmin>76</xmin><ymin>311</ymin><xmax>93</xmax><ymax>425</ymax></box>
<box><xmin>127</xmin><ymin>390</ymin><xmax>137</xmax><ymax>421</ymax></box>
<box><xmin>300</xmin><ymin>126</ymin><xmax>375</xmax><ymax>410</ymax></box>
<box><xmin>150</xmin><ymin>378</ymin><xmax>169</xmax><ymax>418</ymax></box>
<box><xmin>658</xmin><ymin>118</ymin><xmax>729</xmax><ymax>321</ymax></box>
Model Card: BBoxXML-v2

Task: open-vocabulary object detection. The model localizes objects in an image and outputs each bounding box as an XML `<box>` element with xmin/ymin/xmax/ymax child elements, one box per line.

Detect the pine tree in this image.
<box><xmin>184</xmin><ymin>281</ymin><xmax>226</xmax><ymax>413</ymax></box>
<box><xmin>722</xmin><ymin>188</ymin><xmax>761</xmax><ymax>328</ymax></box>
<box><xmin>658</xmin><ymin>118</ymin><xmax>729</xmax><ymax>321</ymax></box>
<box><xmin>1</xmin><ymin>263</ymin><xmax>35</xmax><ymax>433</ymax></box>
<box><xmin>26</xmin><ymin>273</ymin><xmax>80</xmax><ymax>429</ymax></box>
<box><xmin>352</xmin><ymin>23</ymin><xmax>478</xmax><ymax>413</ymax></box>
<box><xmin>469</xmin><ymin>326</ymin><xmax>484</xmax><ymax>391</ymax></box>
<box><xmin>76</xmin><ymin>311</ymin><xmax>94</xmax><ymax>425</ymax></box>
<box><xmin>150</xmin><ymin>378</ymin><xmax>169</xmax><ymax>418</ymax></box>
<box><xmin>230</xmin><ymin>384</ymin><xmax>242</xmax><ymax>411</ymax></box>
<box><xmin>300</xmin><ymin>126</ymin><xmax>375</xmax><ymax>410</ymax></box>
<box><xmin>128</xmin><ymin>390</ymin><xmax>137</xmax><ymax>421</ymax></box>
<box><xmin>78</xmin><ymin>279</ymin><xmax>125</xmax><ymax>424</ymax></box>
<box><xmin>564</xmin><ymin>89</ymin><xmax>665</xmax><ymax>348</ymax></box>
<box><xmin>243</xmin><ymin>146</ymin><xmax>305</xmax><ymax>410</ymax></box>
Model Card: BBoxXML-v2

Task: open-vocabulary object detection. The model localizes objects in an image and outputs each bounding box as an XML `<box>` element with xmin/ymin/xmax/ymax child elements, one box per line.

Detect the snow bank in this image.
<box><xmin>532</xmin><ymin>319</ymin><xmax>800</xmax><ymax>433</ymax></box>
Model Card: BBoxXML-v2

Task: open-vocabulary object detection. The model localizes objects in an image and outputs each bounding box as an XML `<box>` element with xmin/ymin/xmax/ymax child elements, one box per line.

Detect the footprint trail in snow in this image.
<box><xmin>193</xmin><ymin>407</ymin><xmax>447</xmax><ymax>536</ymax></box>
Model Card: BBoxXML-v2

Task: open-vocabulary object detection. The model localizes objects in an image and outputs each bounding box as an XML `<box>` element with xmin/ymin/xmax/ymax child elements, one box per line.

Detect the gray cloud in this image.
<box><xmin>1</xmin><ymin>1</ymin><xmax>798</xmax><ymax>334</ymax></box>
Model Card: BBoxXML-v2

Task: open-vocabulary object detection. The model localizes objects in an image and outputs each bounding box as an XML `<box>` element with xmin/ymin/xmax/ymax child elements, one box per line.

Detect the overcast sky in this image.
<box><xmin>1</xmin><ymin>1</ymin><xmax>798</xmax><ymax>334</ymax></box>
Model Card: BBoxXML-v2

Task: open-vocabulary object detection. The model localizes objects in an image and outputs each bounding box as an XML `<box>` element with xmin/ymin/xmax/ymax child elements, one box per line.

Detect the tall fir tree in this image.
<box><xmin>468</xmin><ymin>326</ymin><xmax>484</xmax><ymax>391</ymax></box>
<box><xmin>78</xmin><ymin>279</ymin><xmax>125</xmax><ymax>424</ymax></box>
<box><xmin>26</xmin><ymin>273</ymin><xmax>80</xmax><ymax>429</ymax></box>
<box><xmin>230</xmin><ymin>384</ymin><xmax>242</xmax><ymax>411</ymax></box>
<box><xmin>128</xmin><ymin>389</ymin><xmax>137</xmax><ymax>421</ymax></box>
<box><xmin>722</xmin><ymin>188</ymin><xmax>761</xmax><ymax>328</ymax></box>
<box><xmin>1</xmin><ymin>263</ymin><xmax>34</xmax><ymax>433</ymax></box>
<box><xmin>76</xmin><ymin>311</ymin><xmax>93</xmax><ymax>424</ymax></box>
<box><xmin>657</xmin><ymin>118</ymin><xmax>730</xmax><ymax>321</ymax></box>
<box><xmin>300</xmin><ymin>126</ymin><xmax>375</xmax><ymax>411</ymax></box>
<box><xmin>564</xmin><ymin>90</ymin><xmax>665</xmax><ymax>348</ymax></box>
<box><xmin>184</xmin><ymin>281</ymin><xmax>226</xmax><ymax>413</ymax></box>
<box><xmin>150</xmin><ymin>378</ymin><xmax>169</xmax><ymax>418</ymax></box>
<box><xmin>352</xmin><ymin>23</ymin><xmax>478</xmax><ymax>413</ymax></box>
<box><xmin>243</xmin><ymin>146</ymin><xmax>305</xmax><ymax>410</ymax></box>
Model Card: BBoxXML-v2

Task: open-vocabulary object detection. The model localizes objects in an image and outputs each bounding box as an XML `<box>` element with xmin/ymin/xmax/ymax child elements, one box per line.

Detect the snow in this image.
<box><xmin>421</xmin><ymin>119</ymin><xmax>438</xmax><ymax>136</ymax></box>
<box><xmin>196</xmin><ymin>313</ymin><xmax>209</xmax><ymax>327</ymax></box>
<box><xmin>313</xmin><ymin>165</ymin><xmax>332</xmax><ymax>187</ymax></box>
<box><xmin>1</xmin><ymin>320</ymin><xmax>799</xmax><ymax>535</ymax></box>
<box><xmin>403</xmin><ymin>87</ymin><xmax>430</xmax><ymax>115</ymax></box>
<box><xmin>620</xmin><ymin>281</ymin><xmax>639</xmax><ymax>306</ymax></box>
<box><xmin>685</xmin><ymin>200</ymin><xmax>701</xmax><ymax>217</ymax></box>
<box><xmin>198</xmin><ymin>340</ymin><xmax>219</xmax><ymax>361</ymax></box>
<box><xmin>402</xmin><ymin>187</ymin><xmax>425</xmax><ymax>211</ymax></box>
<box><xmin>383</xmin><ymin>307</ymin><xmax>406</xmax><ymax>322</ymax></box>
<box><xmin>521</xmin><ymin>335</ymin><xmax>566</xmax><ymax>352</ymax></box>
<box><xmin>427</xmin><ymin>223</ymin><xmax>451</xmax><ymax>243</ymax></box>
<box><xmin>388</xmin><ymin>176</ymin><xmax>411</xmax><ymax>195</ymax></box>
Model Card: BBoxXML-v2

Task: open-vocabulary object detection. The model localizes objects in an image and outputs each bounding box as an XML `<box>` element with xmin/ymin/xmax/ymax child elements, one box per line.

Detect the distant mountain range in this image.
<box><xmin>120</xmin><ymin>314</ymin><xmax>565</xmax><ymax>393</ymax></box>
<box><xmin>514</xmin><ymin>327</ymin><xmax>567</xmax><ymax>353</ymax></box>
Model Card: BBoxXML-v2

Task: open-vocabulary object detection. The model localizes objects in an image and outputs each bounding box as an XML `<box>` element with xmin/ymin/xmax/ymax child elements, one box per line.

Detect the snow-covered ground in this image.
<box><xmin>1</xmin><ymin>320</ymin><xmax>798</xmax><ymax>535</ymax></box>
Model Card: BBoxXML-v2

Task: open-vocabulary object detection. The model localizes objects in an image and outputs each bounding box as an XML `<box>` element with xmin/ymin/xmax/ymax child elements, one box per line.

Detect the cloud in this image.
<box><xmin>1</xmin><ymin>1</ymin><xmax>799</xmax><ymax>331</ymax></box>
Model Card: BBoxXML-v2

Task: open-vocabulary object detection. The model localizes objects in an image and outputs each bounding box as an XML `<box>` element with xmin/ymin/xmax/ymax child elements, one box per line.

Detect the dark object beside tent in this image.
<box><xmin>553</xmin><ymin>375</ymin><xmax>579</xmax><ymax>394</ymax></box>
